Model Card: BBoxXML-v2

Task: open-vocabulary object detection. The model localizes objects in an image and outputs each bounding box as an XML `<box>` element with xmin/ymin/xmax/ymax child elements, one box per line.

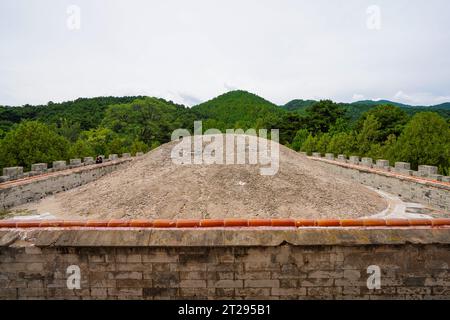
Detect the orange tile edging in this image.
<box><xmin>0</xmin><ymin>218</ymin><xmax>449</xmax><ymax>229</ymax></box>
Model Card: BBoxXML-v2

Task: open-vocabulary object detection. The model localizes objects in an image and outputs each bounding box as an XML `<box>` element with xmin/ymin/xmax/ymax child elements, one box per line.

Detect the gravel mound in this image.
<box><xmin>16</xmin><ymin>134</ymin><xmax>387</xmax><ymax>219</ymax></box>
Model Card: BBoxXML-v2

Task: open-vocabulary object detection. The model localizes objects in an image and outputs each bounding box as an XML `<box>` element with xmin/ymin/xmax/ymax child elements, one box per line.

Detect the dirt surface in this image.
<box><xmin>12</xmin><ymin>135</ymin><xmax>387</xmax><ymax>219</ymax></box>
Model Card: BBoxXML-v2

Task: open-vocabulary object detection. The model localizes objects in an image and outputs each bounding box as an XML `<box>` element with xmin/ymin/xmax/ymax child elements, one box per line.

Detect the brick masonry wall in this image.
<box><xmin>312</xmin><ymin>158</ymin><xmax>450</xmax><ymax>212</ymax></box>
<box><xmin>1</xmin><ymin>244</ymin><xmax>449</xmax><ymax>300</ymax></box>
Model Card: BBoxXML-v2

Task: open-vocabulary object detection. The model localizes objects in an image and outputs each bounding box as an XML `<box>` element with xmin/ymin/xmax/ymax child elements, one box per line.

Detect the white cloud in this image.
<box><xmin>393</xmin><ymin>91</ymin><xmax>450</xmax><ymax>106</ymax></box>
<box><xmin>351</xmin><ymin>94</ymin><xmax>365</xmax><ymax>102</ymax></box>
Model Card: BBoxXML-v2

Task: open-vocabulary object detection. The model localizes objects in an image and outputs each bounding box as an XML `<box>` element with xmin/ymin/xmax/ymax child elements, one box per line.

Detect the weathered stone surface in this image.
<box><xmin>31</xmin><ymin>163</ymin><xmax>47</xmax><ymax>172</ymax></box>
<box><xmin>325</xmin><ymin>153</ymin><xmax>334</xmax><ymax>160</ymax></box>
<box><xmin>418</xmin><ymin>165</ymin><xmax>438</xmax><ymax>176</ymax></box>
<box><xmin>69</xmin><ymin>159</ymin><xmax>81</xmax><ymax>166</ymax></box>
<box><xmin>1</xmin><ymin>228</ymin><xmax>449</xmax><ymax>248</ymax></box>
<box><xmin>430</xmin><ymin>174</ymin><xmax>443</xmax><ymax>181</ymax></box>
<box><xmin>2</xmin><ymin>167</ymin><xmax>23</xmax><ymax>179</ymax></box>
<box><xmin>395</xmin><ymin>162</ymin><xmax>410</xmax><ymax>170</ymax></box>
<box><xmin>109</xmin><ymin>154</ymin><xmax>118</xmax><ymax>161</ymax></box>
<box><xmin>349</xmin><ymin>156</ymin><xmax>360</xmax><ymax>164</ymax></box>
<box><xmin>376</xmin><ymin>160</ymin><xmax>389</xmax><ymax>169</ymax></box>
<box><xmin>121</xmin><ymin>153</ymin><xmax>131</xmax><ymax>158</ymax></box>
<box><xmin>52</xmin><ymin>161</ymin><xmax>66</xmax><ymax>171</ymax></box>
<box><xmin>0</xmin><ymin>159</ymin><xmax>132</xmax><ymax>210</ymax></box>
<box><xmin>361</xmin><ymin>158</ymin><xmax>373</xmax><ymax>167</ymax></box>
<box><xmin>0</xmin><ymin>238</ymin><xmax>449</xmax><ymax>299</ymax></box>
<box><xmin>83</xmin><ymin>157</ymin><xmax>94</xmax><ymax>165</ymax></box>
<box><xmin>135</xmin><ymin>152</ymin><xmax>144</xmax><ymax>157</ymax></box>
<box><xmin>309</xmin><ymin>157</ymin><xmax>450</xmax><ymax>211</ymax></box>
<box><xmin>337</xmin><ymin>155</ymin><xmax>347</xmax><ymax>162</ymax></box>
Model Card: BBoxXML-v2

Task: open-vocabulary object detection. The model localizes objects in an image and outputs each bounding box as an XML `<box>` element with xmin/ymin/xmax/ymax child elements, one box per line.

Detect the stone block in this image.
<box><xmin>108</xmin><ymin>154</ymin><xmax>118</xmax><ymax>161</ymax></box>
<box><xmin>376</xmin><ymin>160</ymin><xmax>389</xmax><ymax>169</ymax></box>
<box><xmin>395</xmin><ymin>162</ymin><xmax>411</xmax><ymax>170</ymax></box>
<box><xmin>121</xmin><ymin>153</ymin><xmax>131</xmax><ymax>158</ymax></box>
<box><xmin>442</xmin><ymin>176</ymin><xmax>450</xmax><ymax>183</ymax></box>
<box><xmin>361</xmin><ymin>157</ymin><xmax>373</xmax><ymax>167</ymax></box>
<box><xmin>430</xmin><ymin>174</ymin><xmax>443</xmax><ymax>182</ymax></box>
<box><xmin>69</xmin><ymin>159</ymin><xmax>81</xmax><ymax>166</ymax></box>
<box><xmin>135</xmin><ymin>152</ymin><xmax>144</xmax><ymax>157</ymax></box>
<box><xmin>31</xmin><ymin>163</ymin><xmax>47</xmax><ymax>172</ymax></box>
<box><xmin>299</xmin><ymin>152</ymin><xmax>307</xmax><ymax>156</ymax></box>
<box><xmin>337</xmin><ymin>155</ymin><xmax>347</xmax><ymax>162</ymax></box>
<box><xmin>312</xmin><ymin>152</ymin><xmax>321</xmax><ymax>158</ymax></box>
<box><xmin>2</xmin><ymin>167</ymin><xmax>23</xmax><ymax>179</ymax></box>
<box><xmin>83</xmin><ymin>157</ymin><xmax>94</xmax><ymax>165</ymax></box>
<box><xmin>418</xmin><ymin>165</ymin><xmax>438</xmax><ymax>176</ymax></box>
<box><xmin>52</xmin><ymin>161</ymin><xmax>66</xmax><ymax>170</ymax></box>
<box><xmin>325</xmin><ymin>153</ymin><xmax>334</xmax><ymax>160</ymax></box>
<box><xmin>349</xmin><ymin>156</ymin><xmax>360</xmax><ymax>164</ymax></box>
<box><xmin>0</xmin><ymin>175</ymin><xmax>10</xmax><ymax>183</ymax></box>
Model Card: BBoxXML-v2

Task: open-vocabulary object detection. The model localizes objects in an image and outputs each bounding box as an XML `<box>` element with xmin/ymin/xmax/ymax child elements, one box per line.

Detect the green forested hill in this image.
<box><xmin>0</xmin><ymin>96</ymin><xmax>144</xmax><ymax>133</ymax></box>
<box><xmin>191</xmin><ymin>90</ymin><xmax>286</xmax><ymax>130</ymax></box>
<box><xmin>283</xmin><ymin>99</ymin><xmax>450</xmax><ymax>121</ymax></box>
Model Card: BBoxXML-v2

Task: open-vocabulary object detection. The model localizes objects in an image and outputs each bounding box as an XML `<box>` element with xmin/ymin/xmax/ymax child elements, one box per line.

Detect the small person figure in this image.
<box><xmin>95</xmin><ymin>156</ymin><xmax>103</xmax><ymax>164</ymax></box>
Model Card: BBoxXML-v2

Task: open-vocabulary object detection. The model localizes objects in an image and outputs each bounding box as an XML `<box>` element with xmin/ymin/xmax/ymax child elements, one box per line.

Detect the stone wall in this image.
<box><xmin>308</xmin><ymin>155</ymin><xmax>450</xmax><ymax>212</ymax></box>
<box><xmin>0</xmin><ymin>227</ymin><xmax>449</xmax><ymax>299</ymax></box>
<box><xmin>0</xmin><ymin>159</ymin><xmax>132</xmax><ymax>210</ymax></box>
<box><xmin>0</xmin><ymin>153</ymin><xmax>142</xmax><ymax>183</ymax></box>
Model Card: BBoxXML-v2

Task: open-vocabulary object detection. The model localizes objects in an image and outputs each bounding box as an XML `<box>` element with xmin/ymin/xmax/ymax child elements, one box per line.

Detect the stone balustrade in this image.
<box><xmin>0</xmin><ymin>151</ymin><xmax>144</xmax><ymax>183</ymax></box>
<box><xmin>308</xmin><ymin>152</ymin><xmax>450</xmax><ymax>183</ymax></box>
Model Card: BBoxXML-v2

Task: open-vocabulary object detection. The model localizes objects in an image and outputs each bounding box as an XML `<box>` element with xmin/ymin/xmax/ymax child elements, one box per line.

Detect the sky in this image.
<box><xmin>1</xmin><ymin>0</ymin><xmax>449</xmax><ymax>107</ymax></box>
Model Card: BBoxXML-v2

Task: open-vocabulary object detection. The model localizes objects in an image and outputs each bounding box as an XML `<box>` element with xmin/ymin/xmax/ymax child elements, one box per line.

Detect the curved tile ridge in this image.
<box><xmin>0</xmin><ymin>218</ymin><xmax>449</xmax><ymax>229</ymax></box>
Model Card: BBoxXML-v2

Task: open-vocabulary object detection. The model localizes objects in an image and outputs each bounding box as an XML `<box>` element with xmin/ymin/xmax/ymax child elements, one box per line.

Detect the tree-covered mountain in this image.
<box><xmin>0</xmin><ymin>96</ymin><xmax>145</xmax><ymax>133</ymax></box>
<box><xmin>282</xmin><ymin>99</ymin><xmax>450</xmax><ymax>120</ymax></box>
<box><xmin>282</xmin><ymin>99</ymin><xmax>316</xmax><ymax>112</ymax></box>
<box><xmin>191</xmin><ymin>90</ymin><xmax>286</xmax><ymax>130</ymax></box>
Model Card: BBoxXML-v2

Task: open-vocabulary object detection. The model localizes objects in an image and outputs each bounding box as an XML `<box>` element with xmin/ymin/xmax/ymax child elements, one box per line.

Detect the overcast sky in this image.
<box><xmin>1</xmin><ymin>0</ymin><xmax>449</xmax><ymax>107</ymax></box>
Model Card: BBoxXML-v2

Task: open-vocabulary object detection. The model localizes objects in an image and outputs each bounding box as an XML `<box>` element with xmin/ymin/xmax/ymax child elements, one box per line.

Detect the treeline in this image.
<box><xmin>0</xmin><ymin>91</ymin><xmax>449</xmax><ymax>174</ymax></box>
<box><xmin>0</xmin><ymin>97</ymin><xmax>195</xmax><ymax>170</ymax></box>
<box><xmin>291</xmin><ymin>104</ymin><xmax>450</xmax><ymax>175</ymax></box>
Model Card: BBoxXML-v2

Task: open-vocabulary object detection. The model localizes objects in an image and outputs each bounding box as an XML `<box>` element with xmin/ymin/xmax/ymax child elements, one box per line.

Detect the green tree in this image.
<box><xmin>0</xmin><ymin>121</ymin><xmax>69</xmax><ymax>170</ymax></box>
<box><xmin>130</xmin><ymin>139</ymin><xmax>149</xmax><ymax>155</ymax></box>
<box><xmin>357</xmin><ymin>114</ymin><xmax>381</xmax><ymax>155</ymax></box>
<box><xmin>328</xmin><ymin>117</ymin><xmax>350</xmax><ymax>135</ymax></box>
<box><xmin>291</xmin><ymin>129</ymin><xmax>309</xmax><ymax>151</ymax></box>
<box><xmin>77</xmin><ymin>127</ymin><xmax>118</xmax><ymax>156</ymax></box>
<box><xmin>68</xmin><ymin>139</ymin><xmax>95</xmax><ymax>159</ymax></box>
<box><xmin>303</xmin><ymin>100</ymin><xmax>347</xmax><ymax>134</ymax></box>
<box><xmin>357</xmin><ymin>105</ymin><xmax>408</xmax><ymax>142</ymax></box>
<box><xmin>107</xmin><ymin>137</ymin><xmax>128</xmax><ymax>155</ymax></box>
<box><xmin>326</xmin><ymin>131</ymin><xmax>356</xmax><ymax>156</ymax></box>
<box><xmin>316</xmin><ymin>133</ymin><xmax>331</xmax><ymax>154</ymax></box>
<box><xmin>300</xmin><ymin>134</ymin><xmax>317</xmax><ymax>155</ymax></box>
<box><xmin>390</xmin><ymin>112</ymin><xmax>450</xmax><ymax>174</ymax></box>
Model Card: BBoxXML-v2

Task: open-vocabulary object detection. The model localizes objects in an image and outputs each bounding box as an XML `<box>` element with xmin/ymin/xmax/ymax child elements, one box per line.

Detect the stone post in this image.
<box><xmin>31</xmin><ymin>163</ymin><xmax>48</xmax><ymax>173</ymax></box>
<box><xmin>2</xmin><ymin>167</ymin><xmax>24</xmax><ymax>179</ymax></box>
<box><xmin>52</xmin><ymin>161</ymin><xmax>67</xmax><ymax>171</ymax></box>
<box><xmin>349</xmin><ymin>156</ymin><xmax>360</xmax><ymax>164</ymax></box>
